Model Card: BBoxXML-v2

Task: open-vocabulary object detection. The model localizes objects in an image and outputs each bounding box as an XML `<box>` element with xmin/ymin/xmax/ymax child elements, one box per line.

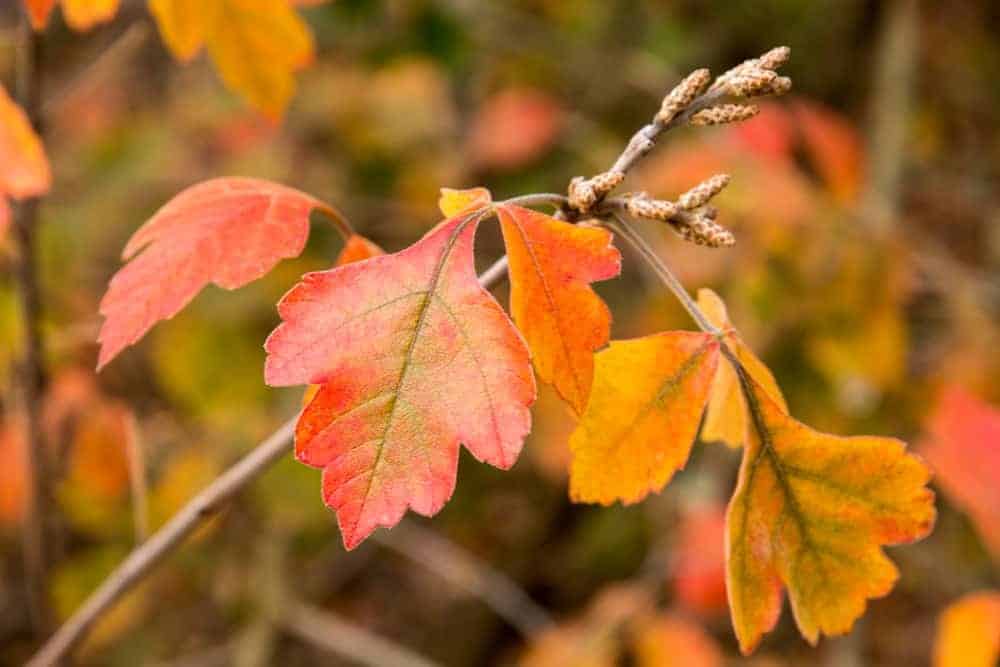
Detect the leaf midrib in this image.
<box><xmin>354</xmin><ymin>213</ymin><xmax>482</xmax><ymax>533</ymax></box>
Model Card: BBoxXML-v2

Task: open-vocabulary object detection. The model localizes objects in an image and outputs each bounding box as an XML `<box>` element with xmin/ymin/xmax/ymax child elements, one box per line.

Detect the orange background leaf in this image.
<box><xmin>919</xmin><ymin>386</ymin><xmax>1000</xmax><ymax>561</ymax></box>
<box><xmin>933</xmin><ymin>591</ymin><xmax>1000</xmax><ymax>667</ymax></box>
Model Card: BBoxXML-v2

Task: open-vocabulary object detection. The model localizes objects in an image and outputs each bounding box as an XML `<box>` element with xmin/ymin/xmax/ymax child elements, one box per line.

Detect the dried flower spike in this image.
<box><xmin>709</xmin><ymin>46</ymin><xmax>791</xmax><ymax>96</ymax></box>
<box><xmin>655</xmin><ymin>68</ymin><xmax>711</xmax><ymax>125</ymax></box>
<box><xmin>678</xmin><ymin>174</ymin><xmax>730</xmax><ymax>210</ymax></box>
<box><xmin>568</xmin><ymin>170</ymin><xmax>625</xmax><ymax>213</ymax></box>
<box><xmin>679</xmin><ymin>215</ymin><xmax>735</xmax><ymax>247</ymax></box>
<box><xmin>757</xmin><ymin>45</ymin><xmax>791</xmax><ymax>70</ymax></box>
<box><xmin>690</xmin><ymin>104</ymin><xmax>760</xmax><ymax>126</ymax></box>
<box><xmin>625</xmin><ymin>193</ymin><xmax>678</xmax><ymax>221</ymax></box>
<box><xmin>725</xmin><ymin>68</ymin><xmax>778</xmax><ymax>97</ymax></box>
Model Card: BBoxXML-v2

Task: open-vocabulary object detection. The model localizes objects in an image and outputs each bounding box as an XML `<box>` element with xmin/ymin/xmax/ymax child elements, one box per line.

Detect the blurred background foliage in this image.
<box><xmin>1</xmin><ymin>1</ymin><xmax>999</xmax><ymax>665</ymax></box>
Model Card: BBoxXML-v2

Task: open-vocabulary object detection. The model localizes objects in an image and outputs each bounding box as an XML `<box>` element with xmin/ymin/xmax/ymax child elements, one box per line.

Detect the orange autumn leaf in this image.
<box><xmin>438</xmin><ymin>186</ymin><xmax>492</xmax><ymax>218</ymax></box>
<box><xmin>149</xmin><ymin>0</ymin><xmax>315</xmax><ymax>118</ymax></box>
<box><xmin>264</xmin><ymin>207</ymin><xmax>535</xmax><ymax>549</ymax></box>
<box><xmin>631</xmin><ymin>612</ymin><xmax>723</xmax><ymax>667</ymax></box>
<box><xmin>97</xmin><ymin>178</ymin><xmax>329</xmax><ymax>370</ymax></box>
<box><xmin>335</xmin><ymin>234</ymin><xmax>384</xmax><ymax>267</ymax></box>
<box><xmin>497</xmin><ymin>204</ymin><xmax>621</xmax><ymax>414</ymax></box>
<box><xmin>697</xmin><ymin>288</ymin><xmax>786</xmax><ymax>448</ymax></box>
<box><xmin>919</xmin><ymin>386</ymin><xmax>1000</xmax><ymax>561</ymax></box>
<box><xmin>569</xmin><ymin>331</ymin><xmax>719</xmax><ymax>504</ymax></box>
<box><xmin>726</xmin><ymin>374</ymin><xmax>935</xmax><ymax>654</ymax></box>
<box><xmin>24</xmin><ymin>0</ymin><xmax>57</xmax><ymax>30</ymax></box>
<box><xmin>25</xmin><ymin>0</ymin><xmax>119</xmax><ymax>31</ymax></box>
<box><xmin>61</xmin><ymin>0</ymin><xmax>120</xmax><ymax>31</ymax></box>
<box><xmin>0</xmin><ymin>83</ymin><xmax>51</xmax><ymax>202</ymax></box>
<box><xmin>933</xmin><ymin>591</ymin><xmax>1000</xmax><ymax>667</ymax></box>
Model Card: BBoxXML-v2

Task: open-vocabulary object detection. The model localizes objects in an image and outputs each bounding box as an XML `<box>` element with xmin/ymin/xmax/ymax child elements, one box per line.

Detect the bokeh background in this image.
<box><xmin>1</xmin><ymin>1</ymin><xmax>998</xmax><ymax>665</ymax></box>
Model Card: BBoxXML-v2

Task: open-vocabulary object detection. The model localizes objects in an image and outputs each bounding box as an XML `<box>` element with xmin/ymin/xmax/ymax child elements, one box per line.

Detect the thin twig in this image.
<box><xmin>609</xmin><ymin>87</ymin><xmax>728</xmax><ymax>177</ymax></box>
<box><xmin>282</xmin><ymin>601</ymin><xmax>442</xmax><ymax>667</ymax></box>
<box><xmin>43</xmin><ymin>21</ymin><xmax>150</xmax><ymax>115</ymax></box>
<box><xmin>12</xmin><ymin>11</ymin><xmax>52</xmax><ymax>635</ymax></box>
<box><xmin>607</xmin><ymin>215</ymin><xmax>720</xmax><ymax>335</ymax></box>
<box><xmin>499</xmin><ymin>192</ymin><xmax>568</xmax><ymax>209</ymax></box>
<box><xmin>27</xmin><ymin>418</ymin><xmax>297</xmax><ymax>667</ymax></box>
<box><xmin>28</xmin><ymin>256</ymin><xmax>514</xmax><ymax>666</ymax></box>
<box><xmin>124</xmin><ymin>411</ymin><xmax>150</xmax><ymax>542</ymax></box>
<box><xmin>373</xmin><ymin>521</ymin><xmax>553</xmax><ymax>638</ymax></box>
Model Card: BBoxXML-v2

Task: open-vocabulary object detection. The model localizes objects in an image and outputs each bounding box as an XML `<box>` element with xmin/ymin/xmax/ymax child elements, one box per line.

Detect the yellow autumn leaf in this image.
<box><xmin>933</xmin><ymin>591</ymin><xmax>1000</xmax><ymax>667</ymax></box>
<box><xmin>569</xmin><ymin>331</ymin><xmax>719</xmax><ymax>504</ymax></box>
<box><xmin>438</xmin><ymin>186</ymin><xmax>492</xmax><ymax>218</ymax></box>
<box><xmin>149</xmin><ymin>0</ymin><xmax>315</xmax><ymax>118</ymax></box>
<box><xmin>697</xmin><ymin>288</ymin><xmax>786</xmax><ymax>448</ymax></box>
<box><xmin>726</xmin><ymin>373</ymin><xmax>935</xmax><ymax>654</ymax></box>
<box><xmin>148</xmin><ymin>0</ymin><xmax>215</xmax><ymax>61</ymax></box>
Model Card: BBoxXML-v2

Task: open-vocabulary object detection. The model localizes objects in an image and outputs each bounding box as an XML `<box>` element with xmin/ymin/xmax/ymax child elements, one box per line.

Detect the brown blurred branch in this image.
<box><xmin>373</xmin><ymin>521</ymin><xmax>553</xmax><ymax>638</ymax></box>
<box><xmin>43</xmin><ymin>20</ymin><xmax>151</xmax><ymax>116</ymax></box>
<box><xmin>12</xmin><ymin>11</ymin><xmax>52</xmax><ymax>636</ymax></box>
<box><xmin>860</xmin><ymin>0</ymin><xmax>919</xmax><ymax>233</ymax></box>
<box><xmin>282</xmin><ymin>601</ymin><xmax>441</xmax><ymax>667</ymax></box>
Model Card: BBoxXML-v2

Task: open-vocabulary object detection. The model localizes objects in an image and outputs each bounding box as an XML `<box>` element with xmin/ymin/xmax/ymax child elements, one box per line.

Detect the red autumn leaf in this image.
<box><xmin>729</xmin><ymin>103</ymin><xmax>796</xmax><ymax>162</ymax></box>
<box><xmin>496</xmin><ymin>204</ymin><xmax>620</xmax><ymax>414</ymax></box>
<box><xmin>264</xmin><ymin>208</ymin><xmax>535</xmax><ymax>549</ymax></box>
<box><xmin>467</xmin><ymin>87</ymin><xmax>563</xmax><ymax>170</ymax></box>
<box><xmin>919</xmin><ymin>385</ymin><xmax>1000</xmax><ymax>561</ymax></box>
<box><xmin>790</xmin><ymin>100</ymin><xmax>864</xmax><ymax>204</ymax></box>
<box><xmin>672</xmin><ymin>503</ymin><xmax>728</xmax><ymax>617</ymax></box>
<box><xmin>0</xmin><ymin>419</ymin><xmax>27</xmax><ymax>526</ymax></box>
<box><xmin>97</xmin><ymin>178</ymin><xmax>330</xmax><ymax>370</ymax></box>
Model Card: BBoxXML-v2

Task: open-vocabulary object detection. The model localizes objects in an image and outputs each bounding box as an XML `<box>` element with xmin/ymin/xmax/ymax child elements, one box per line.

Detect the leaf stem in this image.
<box><xmin>607</xmin><ymin>214</ymin><xmax>720</xmax><ymax>335</ymax></box>
<box><xmin>315</xmin><ymin>202</ymin><xmax>356</xmax><ymax>242</ymax></box>
<box><xmin>498</xmin><ymin>192</ymin><xmax>568</xmax><ymax>209</ymax></box>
